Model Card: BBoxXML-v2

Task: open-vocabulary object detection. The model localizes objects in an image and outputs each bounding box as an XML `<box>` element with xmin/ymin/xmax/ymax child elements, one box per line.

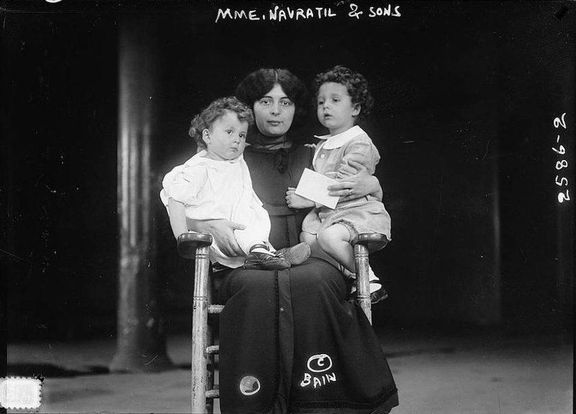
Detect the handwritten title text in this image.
<box><xmin>215</xmin><ymin>3</ymin><xmax>402</xmax><ymax>23</ymax></box>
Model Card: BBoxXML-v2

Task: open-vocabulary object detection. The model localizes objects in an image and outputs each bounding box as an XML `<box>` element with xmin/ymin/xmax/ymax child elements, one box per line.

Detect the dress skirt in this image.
<box><xmin>217</xmin><ymin>257</ymin><xmax>398</xmax><ymax>414</ymax></box>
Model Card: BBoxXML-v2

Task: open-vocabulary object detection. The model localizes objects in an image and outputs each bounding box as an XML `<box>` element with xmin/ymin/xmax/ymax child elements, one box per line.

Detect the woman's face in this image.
<box><xmin>253</xmin><ymin>84</ymin><xmax>296</xmax><ymax>138</ymax></box>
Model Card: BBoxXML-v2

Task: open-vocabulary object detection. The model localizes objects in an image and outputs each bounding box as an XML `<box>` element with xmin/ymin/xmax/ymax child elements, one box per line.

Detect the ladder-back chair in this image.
<box><xmin>177</xmin><ymin>232</ymin><xmax>388</xmax><ymax>414</ymax></box>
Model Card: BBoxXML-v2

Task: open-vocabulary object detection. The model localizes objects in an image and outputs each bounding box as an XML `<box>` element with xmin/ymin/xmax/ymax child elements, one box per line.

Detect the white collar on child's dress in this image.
<box><xmin>313</xmin><ymin>125</ymin><xmax>365</xmax><ymax>149</ymax></box>
<box><xmin>193</xmin><ymin>149</ymin><xmax>244</xmax><ymax>165</ymax></box>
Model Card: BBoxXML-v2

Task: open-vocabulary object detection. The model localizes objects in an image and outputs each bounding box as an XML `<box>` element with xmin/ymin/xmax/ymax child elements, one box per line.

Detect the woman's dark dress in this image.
<box><xmin>217</xmin><ymin>143</ymin><xmax>398</xmax><ymax>414</ymax></box>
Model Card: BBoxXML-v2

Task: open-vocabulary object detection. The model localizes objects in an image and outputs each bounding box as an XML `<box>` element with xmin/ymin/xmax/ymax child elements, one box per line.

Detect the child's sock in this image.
<box><xmin>368</xmin><ymin>267</ymin><xmax>381</xmax><ymax>293</ymax></box>
<box><xmin>367</xmin><ymin>266</ymin><xmax>388</xmax><ymax>303</ymax></box>
<box><xmin>250</xmin><ymin>245</ymin><xmax>274</xmax><ymax>255</ymax></box>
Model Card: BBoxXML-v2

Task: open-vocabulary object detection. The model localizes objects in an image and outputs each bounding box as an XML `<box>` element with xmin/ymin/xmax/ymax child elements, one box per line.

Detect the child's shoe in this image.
<box><xmin>349</xmin><ymin>266</ymin><xmax>389</xmax><ymax>304</ymax></box>
<box><xmin>243</xmin><ymin>244</ymin><xmax>291</xmax><ymax>270</ymax></box>
<box><xmin>275</xmin><ymin>242</ymin><xmax>311</xmax><ymax>266</ymax></box>
<box><xmin>369</xmin><ymin>282</ymin><xmax>389</xmax><ymax>304</ymax></box>
<box><xmin>350</xmin><ymin>282</ymin><xmax>389</xmax><ymax>304</ymax></box>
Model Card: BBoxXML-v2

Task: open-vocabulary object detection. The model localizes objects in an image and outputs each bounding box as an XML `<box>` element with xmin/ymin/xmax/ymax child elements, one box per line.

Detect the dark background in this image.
<box><xmin>2</xmin><ymin>0</ymin><xmax>574</xmax><ymax>341</ymax></box>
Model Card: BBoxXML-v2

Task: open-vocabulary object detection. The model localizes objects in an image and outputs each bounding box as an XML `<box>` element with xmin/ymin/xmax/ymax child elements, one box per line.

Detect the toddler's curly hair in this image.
<box><xmin>312</xmin><ymin>65</ymin><xmax>374</xmax><ymax>119</ymax></box>
<box><xmin>188</xmin><ymin>96</ymin><xmax>254</xmax><ymax>149</ymax></box>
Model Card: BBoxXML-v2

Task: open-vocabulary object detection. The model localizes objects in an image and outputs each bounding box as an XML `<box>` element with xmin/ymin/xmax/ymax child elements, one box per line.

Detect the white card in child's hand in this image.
<box><xmin>295</xmin><ymin>168</ymin><xmax>339</xmax><ymax>209</ymax></box>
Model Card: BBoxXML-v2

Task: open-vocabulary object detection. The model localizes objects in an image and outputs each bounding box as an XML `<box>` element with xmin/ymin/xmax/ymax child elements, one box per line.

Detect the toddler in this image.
<box><xmin>160</xmin><ymin>96</ymin><xmax>310</xmax><ymax>270</ymax></box>
<box><xmin>297</xmin><ymin>66</ymin><xmax>391</xmax><ymax>303</ymax></box>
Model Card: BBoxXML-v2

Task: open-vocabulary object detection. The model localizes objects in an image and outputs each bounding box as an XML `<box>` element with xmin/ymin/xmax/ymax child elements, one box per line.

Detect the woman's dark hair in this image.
<box><xmin>313</xmin><ymin>65</ymin><xmax>374</xmax><ymax>119</ymax></box>
<box><xmin>188</xmin><ymin>96</ymin><xmax>253</xmax><ymax>149</ymax></box>
<box><xmin>235</xmin><ymin>68</ymin><xmax>308</xmax><ymax>127</ymax></box>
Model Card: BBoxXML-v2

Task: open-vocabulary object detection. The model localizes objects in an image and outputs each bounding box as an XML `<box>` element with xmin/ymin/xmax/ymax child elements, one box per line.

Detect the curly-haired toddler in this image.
<box><xmin>161</xmin><ymin>96</ymin><xmax>310</xmax><ymax>270</ymax></box>
<box><xmin>291</xmin><ymin>66</ymin><xmax>391</xmax><ymax>303</ymax></box>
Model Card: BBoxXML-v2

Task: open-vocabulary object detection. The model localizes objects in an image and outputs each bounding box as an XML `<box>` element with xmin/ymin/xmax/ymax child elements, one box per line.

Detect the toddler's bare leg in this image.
<box><xmin>300</xmin><ymin>231</ymin><xmax>316</xmax><ymax>245</ymax></box>
<box><xmin>300</xmin><ymin>231</ymin><xmax>339</xmax><ymax>268</ymax></box>
<box><xmin>317</xmin><ymin>224</ymin><xmax>355</xmax><ymax>273</ymax></box>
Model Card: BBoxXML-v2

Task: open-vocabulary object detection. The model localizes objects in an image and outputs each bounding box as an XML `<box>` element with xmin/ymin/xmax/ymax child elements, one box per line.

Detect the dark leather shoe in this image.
<box><xmin>243</xmin><ymin>251</ymin><xmax>291</xmax><ymax>270</ymax></box>
<box><xmin>370</xmin><ymin>288</ymin><xmax>389</xmax><ymax>304</ymax></box>
<box><xmin>275</xmin><ymin>242</ymin><xmax>311</xmax><ymax>266</ymax></box>
<box><xmin>351</xmin><ymin>286</ymin><xmax>389</xmax><ymax>304</ymax></box>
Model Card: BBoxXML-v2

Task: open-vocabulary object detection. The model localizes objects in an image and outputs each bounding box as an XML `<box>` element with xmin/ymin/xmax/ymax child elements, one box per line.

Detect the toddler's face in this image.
<box><xmin>203</xmin><ymin>111</ymin><xmax>248</xmax><ymax>161</ymax></box>
<box><xmin>317</xmin><ymin>82</ymin><xmax>360</xmax><ymax>135</ymax></box>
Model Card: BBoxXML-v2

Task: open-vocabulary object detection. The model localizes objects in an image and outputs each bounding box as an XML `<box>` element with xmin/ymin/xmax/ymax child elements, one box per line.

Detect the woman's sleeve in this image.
<box><xmin>340</xmin><ymin>136</ymin><xmax>381</xmax><ymax>175</ymax></box>
<box><xmin>304</xmin><ymin>143</ymin><xmax>317</xmax><ymax>168</ymax></box>
<box><xmin>160</xmin><ymin>164</ymin><xmax>207</xmax><ymax>207</ymax></box>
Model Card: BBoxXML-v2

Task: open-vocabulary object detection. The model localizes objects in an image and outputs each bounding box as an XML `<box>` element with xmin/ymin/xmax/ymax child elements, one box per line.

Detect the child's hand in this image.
<box><xmin>286</xmin><ymin>187</ymin><xmax>315</xmax><ymax>209</ymax></box>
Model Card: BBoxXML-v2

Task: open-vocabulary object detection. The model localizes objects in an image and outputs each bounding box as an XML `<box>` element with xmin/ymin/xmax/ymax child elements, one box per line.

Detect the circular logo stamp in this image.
<box><xmin>239</xmin><ymin>376</ymin><xmax>261</xmax><ymax>396</ymax></box>
<box><xmin>307</xmin><ymin>354</ymin><xmax>333</xmax><ymax>373</ymax></box>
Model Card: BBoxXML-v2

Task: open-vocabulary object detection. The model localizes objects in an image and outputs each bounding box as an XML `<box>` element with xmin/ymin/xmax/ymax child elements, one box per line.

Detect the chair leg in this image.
<box><xmin>354</xmin><ymin>242</ymin><xmax>372</xmax><ymax>324</ymax></box>
<box><xmin>191</xmin><ymin>244</ymin><xmax>211</xmax><ymax>413</ymax></box>
<box><xmin>205</xmin><ymin>329</ymin><xmax>215</xmax><ymax>414</ymax></box>
<box><xmin>205</xmin><ymin>277</ymin><xmax>215</xmax><ymax>414</ymax></box>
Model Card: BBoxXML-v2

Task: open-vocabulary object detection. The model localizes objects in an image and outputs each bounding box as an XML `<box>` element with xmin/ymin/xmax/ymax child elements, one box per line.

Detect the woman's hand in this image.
<box><xmin>189</xmin><ymin>219</ymin><xmax>246</xmax><ymax>257</ymax></box>
<box><xmin>327</xmin><ymin>159</ymin><xmax>383</xmax><ymax>202</ymax></box>
<box><xmin>286</xmin><ymin>187</ymin><xmax>315</xmax><ymax>209</ymax></box>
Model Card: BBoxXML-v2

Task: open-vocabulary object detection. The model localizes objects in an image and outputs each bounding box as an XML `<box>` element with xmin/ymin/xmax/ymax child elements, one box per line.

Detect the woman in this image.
<box><xmin>190</xmin><ymin>69</ymin><xmax>398</xmax><ymax>413</ymax></box>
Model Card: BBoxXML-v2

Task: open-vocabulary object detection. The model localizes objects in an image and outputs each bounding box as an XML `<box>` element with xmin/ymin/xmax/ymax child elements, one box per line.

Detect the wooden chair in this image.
<box><xmin>177</xmin><ymin>232</ymin><xmax>388</xmax><ymax>414</ymax></box>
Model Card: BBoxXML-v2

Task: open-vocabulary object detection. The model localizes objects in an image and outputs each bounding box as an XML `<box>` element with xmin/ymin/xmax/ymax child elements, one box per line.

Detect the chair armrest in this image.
<box><xmin>177</xmin><ymin>232</ymin><xmax>213</xmax><ymax>259</ymax></box>
<box><xmin>351</xmin><ymin>233</ymin><xmax>389</xmax><ymax>253</ymax></box>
